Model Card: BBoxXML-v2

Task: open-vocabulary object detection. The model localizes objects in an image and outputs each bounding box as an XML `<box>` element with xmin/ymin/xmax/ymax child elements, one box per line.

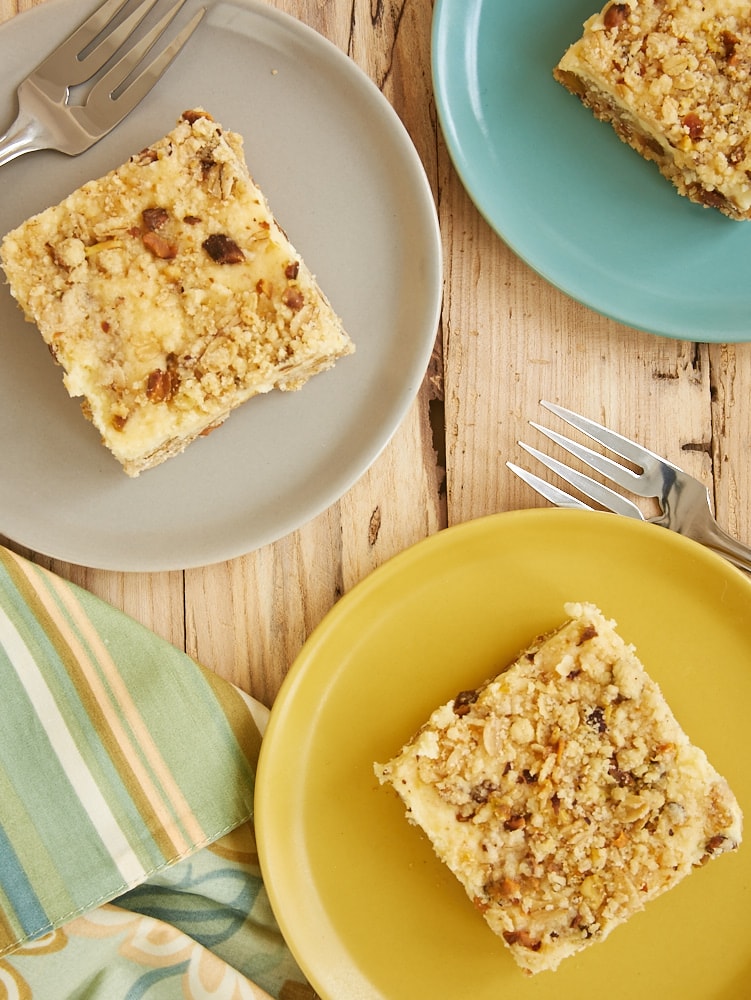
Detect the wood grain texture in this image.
<box><xmin>2</xmin><ymin>0</ymin><xmax>750</xmax><ymax>707</ymax></box>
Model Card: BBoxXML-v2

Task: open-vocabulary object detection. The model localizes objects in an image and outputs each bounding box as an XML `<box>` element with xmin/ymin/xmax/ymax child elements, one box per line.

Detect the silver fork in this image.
<box><xmin>507</xmin><ymin>400</ymin><xmax>751</xmax><ymax>574</ymax></box>
<box><xmin>0</xmin><ymin>0</ymin><xmax>205</xmax><ymax>167</ymax></box>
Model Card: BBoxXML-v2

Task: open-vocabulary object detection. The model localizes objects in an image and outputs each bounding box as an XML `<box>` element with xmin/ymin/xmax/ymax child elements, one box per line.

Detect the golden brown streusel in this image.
<box><xmin>375</xmin><ymin>603</ymin><xmax>742</xmax><ymax>974</ymax></box>
<box><xmin>554</xmin><ymin>1</ymin><xmax>751</xmax><ymax>218</ymax></box>
<box><xmin>0</xmin><ymin>110</ymin><xmax>354</xmax><ymax>476</ymax></box>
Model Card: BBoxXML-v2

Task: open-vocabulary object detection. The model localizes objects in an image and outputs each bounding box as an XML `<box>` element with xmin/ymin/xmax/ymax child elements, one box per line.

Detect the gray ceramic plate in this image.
<box><xmin>0</xmin><ymin>0</ymin><xmax>441</xmax><ymax>571</ymax></box>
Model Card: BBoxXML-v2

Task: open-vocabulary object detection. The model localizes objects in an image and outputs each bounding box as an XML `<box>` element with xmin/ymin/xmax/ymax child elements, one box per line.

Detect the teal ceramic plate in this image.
<box><xmin>432</xmin><ymin>0</ymin><xmax>751</xmax><ymax>342</ymax></box>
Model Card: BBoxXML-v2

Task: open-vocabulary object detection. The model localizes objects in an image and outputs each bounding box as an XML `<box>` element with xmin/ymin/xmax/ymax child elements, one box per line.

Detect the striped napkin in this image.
<box><xmin>0</xmin><ymin>545</ymin><xmax>313</xmax><ymax>999</ymax></box>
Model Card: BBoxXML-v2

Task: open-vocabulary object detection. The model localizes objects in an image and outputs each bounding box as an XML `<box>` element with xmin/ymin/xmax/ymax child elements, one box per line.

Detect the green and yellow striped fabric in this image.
<box><xmin>0</xmin><ymin>545</ymin><xmax>261</xmax><ymax>959</ymax></box>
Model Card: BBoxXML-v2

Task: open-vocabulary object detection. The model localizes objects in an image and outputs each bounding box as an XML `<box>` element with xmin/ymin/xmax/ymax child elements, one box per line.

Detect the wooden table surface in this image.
<box><xmin>2</xmin><ymin>0</ymin><xmax>750</xmax><ymax>708</ymax></box>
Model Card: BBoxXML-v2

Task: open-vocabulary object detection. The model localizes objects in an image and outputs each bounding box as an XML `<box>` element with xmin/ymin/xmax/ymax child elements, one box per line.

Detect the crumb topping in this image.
<box><xmin>555</xmin><ymin>1</ymin><xmax>751</xmax><ymax>217</ymax></box>
<box><xmin>0</xmin><ymin>109</ymin><xmax>354</xmax><ymax>475</ymax></box>
<box><xmin>376</xmin><ymin>603</ymin><xmax>742</xmax><ymax>975</ymax></box>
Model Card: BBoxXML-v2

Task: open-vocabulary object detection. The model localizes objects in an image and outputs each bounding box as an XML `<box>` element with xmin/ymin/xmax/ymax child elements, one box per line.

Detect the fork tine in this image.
<box><xmin>529</xmin><ymin>421</ymin><xmax>645</xmax><ymax>495</ymax></box>
<box><xmin>33</xmin><ymin>0</ymin><xmax>155</xmax><ymax>89</ymax></box>
<box><xmin>506</xmin><ymin>462</ymin><xmax>595</xmax><ymax>511</ymax></box>
<box><xmin>509</xmin><ymin>409</ymin><xmax>751</xmax><ymax>573</ymax></box>
<box><xmin>539</xmin><ymin>400</ymin><xmax>680</xmax><ymax>474</ymax></box>
<box><xmin>82</xmin><ymin>3</ymin><xmax>204</xmax><ymax>129</ymax></box>
<box><xmin>70</xmin><ymin>0</ymin><xmax>162</xmax><ymax>87</ymax></box>
<box><xmin>516</xmin><ymin>442</ymin><xmax>645</xmax><ymax>518</ymax></box>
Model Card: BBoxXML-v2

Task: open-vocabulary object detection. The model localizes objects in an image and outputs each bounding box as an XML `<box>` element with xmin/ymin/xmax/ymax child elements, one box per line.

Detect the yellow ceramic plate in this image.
<box><xmin>256</xmin><ymin>510</ymin><xmax>751</xmax><ymax>1000</ymax></box>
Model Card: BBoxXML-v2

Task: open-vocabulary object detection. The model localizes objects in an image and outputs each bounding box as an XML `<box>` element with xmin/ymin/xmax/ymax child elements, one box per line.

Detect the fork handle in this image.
<box><xmin>698</xmin><ymin>519</ymin><xmax>751</xmax><ymax>575</ymax></box>
<box><xmin>0</xmin><ymin>106</ymin><xmax>48</xmax><ymax>167</ymax></box>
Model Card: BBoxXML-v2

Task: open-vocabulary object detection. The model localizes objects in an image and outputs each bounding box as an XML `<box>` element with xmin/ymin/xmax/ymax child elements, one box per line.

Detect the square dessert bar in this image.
<box><xmin>376</xmin><ymin>603</ymin><xmax>742</xmax><ymax>975</ymax></box>
<box><xmin>0</xmin><ymin>110</ymin><xmax>354</xmax><ymax>476</ymax></box>
<box><xmin>554</xmin><ymin>1</ymin><xmax>751</xmax><ymax>219</ymax></box>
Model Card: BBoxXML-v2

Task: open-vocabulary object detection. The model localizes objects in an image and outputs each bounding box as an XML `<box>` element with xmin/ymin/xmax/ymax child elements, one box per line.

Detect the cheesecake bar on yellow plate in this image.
<box><xmin>376</xmin><ymin>603</ymin><xmax>742</xmax><ymax>974</ymax></box>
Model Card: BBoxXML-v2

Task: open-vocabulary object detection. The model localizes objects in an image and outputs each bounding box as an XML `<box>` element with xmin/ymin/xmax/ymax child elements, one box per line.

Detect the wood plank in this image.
<box><xmin>438</xmin><ymin>141</ymin><xmax>728</xmax><ymax>533</ymax></box>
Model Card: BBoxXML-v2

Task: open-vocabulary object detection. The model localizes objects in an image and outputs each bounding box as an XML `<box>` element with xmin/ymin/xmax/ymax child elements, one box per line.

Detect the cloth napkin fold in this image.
<box><xmin>0</xmin><ymin>545</ymin><xmax>314</xmax><ymax>1000</ymax></box>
